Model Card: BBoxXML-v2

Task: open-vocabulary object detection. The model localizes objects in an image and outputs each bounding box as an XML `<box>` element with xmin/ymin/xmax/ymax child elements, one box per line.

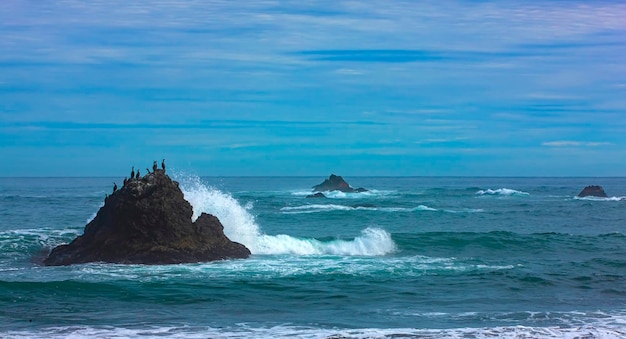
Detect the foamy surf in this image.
<box><xmin>291</xmin><ymin>189</ymin><xmax>395</xmax><ymax>199</ymax></box>
<box><xmin>176</xmin><ymin>175</ymin><xmax>396</xmax><ymax>256</ymax></box>
<box><xmin>476</xmin><ymin>188</ymin><xmax>529</xmax><ymax>196</ymax></box>
<box><xmin>280</xmin><ymin>204</ymin><xmax>437</xmax><ymax>214</ymax></box>
<box><xmin>574</xmin><ymin>196</ymin><xmax>626</xmax><ymax>202</ymax></box>
<box><xmin>5</xmin><ymin>322</ymin><xmax>626</xmax><ymax>339</ymax></box>
<box><xmin>280</xmin><ymin>204</ymin><xmax>485</xmax><ymax>214</ymax></box>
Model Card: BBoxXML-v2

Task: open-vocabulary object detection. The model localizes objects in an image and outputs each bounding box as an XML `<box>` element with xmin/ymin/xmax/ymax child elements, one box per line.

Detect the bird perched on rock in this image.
<box><xmin>113</xmin><ymin>182</ymin><xmax>118</xmax><ymax>192</ymax></box>
<box><xmin>162</xmin><ymin>159</ymin><xmax>166</xmax><ymax>173</ymax></box>
<box><xmin>130</xmin><ymin>167</ymin><xmax>135</xmax><ymax>180</ymax></box>
<box><xmin>136</xmin><ymin>169</ymin><xmax>141</xmax><ymax>179</ymax></box>
<box><xmin>153</xmin><ymin>161</ymin><xmax>158</xmax><ymax>172</ymax></box>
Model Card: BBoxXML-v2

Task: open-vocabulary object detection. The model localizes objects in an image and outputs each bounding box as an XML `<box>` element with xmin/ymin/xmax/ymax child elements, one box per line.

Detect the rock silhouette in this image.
<box><xmin>312</xmin><ymin>174</ymin><xmax>368</xmax><ymax>193</ymax></box>
<box><xmin>44</xmin><ymin>170</ymin><xmax>250</xmax><ymax>266</ymax></box>
<box><xmin>577</xmin><ymin>185</ymin><xmax>608</xmax><ymax>198</ymax></box>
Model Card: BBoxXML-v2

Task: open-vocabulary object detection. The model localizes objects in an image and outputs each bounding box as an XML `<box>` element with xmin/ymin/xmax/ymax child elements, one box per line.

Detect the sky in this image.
<box><xmin>1</xmin><ymin>0</ymin><xmax>625</xmax><ymax>177</ymax></box>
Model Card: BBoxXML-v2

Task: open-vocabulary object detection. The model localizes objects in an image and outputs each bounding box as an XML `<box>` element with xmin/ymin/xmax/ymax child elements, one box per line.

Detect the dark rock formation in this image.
<box><xmin>577</xmin><ymin>185</ymin><xmax>608</xmax><ymax>198</ymax></box>
<box><xmin>352</xmin><ymin>203</ymin><xmax>376</xmax><ymax>208</ymax></box>
<box><xmin>44</xmin><ymin>170</ymin><xmax>250</xmax><ymax>266</ymax></box>
<box><xmin>306</xmin><ymin>192</ymin><xmax>326</xmax><ymax>198</ymax></box>
<box><xmin>312</xmin><ymin>174</ymin><xmax>368</xmax><ymax>193</ymax></box>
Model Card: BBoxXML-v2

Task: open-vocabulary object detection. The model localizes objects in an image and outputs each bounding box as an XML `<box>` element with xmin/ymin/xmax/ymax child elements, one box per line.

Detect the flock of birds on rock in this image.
<box><xmin>112</xmin><ymin>159</ymin><xmax>166</xmax><ymax>194</ymax></box>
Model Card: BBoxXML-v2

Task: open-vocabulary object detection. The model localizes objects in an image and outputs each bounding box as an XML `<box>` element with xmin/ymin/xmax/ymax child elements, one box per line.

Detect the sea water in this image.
<box><xmin>1</xmin><ymin>176</ymin><xmax>625</xmax><ymax>338</ymax></box>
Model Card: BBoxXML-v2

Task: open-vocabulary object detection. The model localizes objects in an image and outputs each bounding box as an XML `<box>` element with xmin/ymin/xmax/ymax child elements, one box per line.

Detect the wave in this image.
<box><xmin>574</xmin><ymin>196</ymin><xmax>626</xmax><ymax>202</ymax></box>
<box><xmin>280</xmin><ymin>204</ymin><xmax>437</xmax><ymax>214</ymax></box>
<box><xmin>291</xmin><ymin>189</ymin><xmax>396</xmax><ymax>199</ymax></box>
<box><xmin>476</xmin><ymin>188</ymin><xmax>529</xmax><ymax>196</ymax></box>
<box><xmin>280</xmin><ymin>204</ymin><xmax>485</xmax><ymax>214</ymax></box>
<box><xmin>4</xmin><ymin>319</ymin><xmax>625</xmax><ymax>339</ymax></box>
<box><xmin>176</xmin><ymin>175</ymin><xmax>396</xmax><ymax>256</ymax></box>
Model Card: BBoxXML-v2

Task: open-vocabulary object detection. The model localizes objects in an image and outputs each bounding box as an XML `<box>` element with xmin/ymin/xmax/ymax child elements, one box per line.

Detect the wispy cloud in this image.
<box><xmin>1</xmin><ymin>1</ymin><xmax>626</xmax><ymax>176</ymax></box>
<box><xmin>542</xmin><ymin>141</ymin><xmax>612</xmax><ymax>147</ymax></box>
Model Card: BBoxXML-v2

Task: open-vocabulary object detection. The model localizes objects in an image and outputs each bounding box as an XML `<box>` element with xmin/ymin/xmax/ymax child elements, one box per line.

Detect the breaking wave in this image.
<box><xmin>476</xmin><ymin>188</ymin><xmax>529</xmax><ymax>196</ymax></box>
<box><xmin>280</xmin><ymin>204</ymin><xmax>484</xmax><ymax>214</ymax></box>
<box><xmin>574</xmin><ymin>196</ymin><xmax>626</xmax><ymax>202</ymax></box>
<box><xmin>176</xmin><ymin>175</ymin><xmax>396</xmax><ymax>256</ymax></box>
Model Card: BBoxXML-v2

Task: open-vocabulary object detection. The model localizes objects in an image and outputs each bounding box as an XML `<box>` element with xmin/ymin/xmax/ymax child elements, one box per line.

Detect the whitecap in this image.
<box><xmin>444</xmin><ymin>208</ymin><xmax>485</xmax><ymax>214</ymax></box>
<box><xmin>6</xmin><ymin>318</ymin><xmax>626</xmax><ymax>339</ymax></box>
<box><xmin>476</xmin><ymin>188</ymin><xmax>529</xmax><ymax>196</ymax></box>
<box><xmin>279</xmin><ymin>204</ymin><xmax>438</xmax><ymax>214</ymax></box>
<box><xmin>574</xmin><ymin>196</ymin><xmax>626</xmax><ymax>202</ymax></box>
<box><xmin>291</xmin><ymin>189</ymin><xmax>396</xmax><ymax>199</ymax></box>
<box><xmin>175</xmin><ymin>174</ymin><xmax>396</xmax><ymax>256</ymax></box>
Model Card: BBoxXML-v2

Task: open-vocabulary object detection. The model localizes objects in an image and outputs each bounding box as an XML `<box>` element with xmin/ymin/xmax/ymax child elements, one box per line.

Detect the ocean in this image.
<box><xmin>1</xmin><ymin>175</ymin><xmax>625</xmax><ymax>338</ymax></box>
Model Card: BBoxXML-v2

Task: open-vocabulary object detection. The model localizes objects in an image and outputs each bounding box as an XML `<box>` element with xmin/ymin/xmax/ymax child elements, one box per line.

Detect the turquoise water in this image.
<box><xmin>1</xmin><ymin>176</ymin><xmax>626</xmax><ymax>338</ymax></box>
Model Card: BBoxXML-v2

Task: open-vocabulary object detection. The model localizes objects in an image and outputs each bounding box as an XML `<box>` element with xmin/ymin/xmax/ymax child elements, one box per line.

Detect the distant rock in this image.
<box><xmin>44</xmin><ymin>169</ymin><xmax>250</xmax><ymax>266</ymax></box>
<box><xmin>352</xmin><ymin>203</ymin><xmax>376</xmax><ymax>208</ymax></box>
<box><xmin>306</xmin><ymin>192</ymin><xmax>326</xmax><ymax>198</ymax></box>
<box><xmin>577</xmin><ymin>185</ymin><xmax>608</xmax><ymax>198</ymax></box>
<box><xmin>312</xmin><ymin>174</ymin><xmax>368</xmax><ymax>193</ymax></box>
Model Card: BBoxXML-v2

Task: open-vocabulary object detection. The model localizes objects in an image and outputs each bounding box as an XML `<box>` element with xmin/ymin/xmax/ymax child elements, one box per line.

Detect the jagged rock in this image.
<box><xmin>306</xmin><ymin>192</ymin><xmax>326</xmax><ymax>198</ymax></box>
<box><xmin>577</xmin><ymin>185</ymin><xmax>608</xmax><ymax>198</ymax></box>
<box><xmin>312</xmin><ymin>174</ymin><xmax>368</xmax><ymax>193</ymax></box>
<box><xmin>44</xmin><ymin>169</ymin><xmax>250</xmax><ymax>266</ymax></box>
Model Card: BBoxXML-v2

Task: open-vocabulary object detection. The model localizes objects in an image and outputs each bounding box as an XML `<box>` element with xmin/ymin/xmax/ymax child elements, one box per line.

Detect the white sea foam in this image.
<box><xmin>476</xmin><ymin>188</ymin><xmax>529</xmax><ymax>196</ymax></box>
<box><xmin>176</xmin><ymin>175</ymin><xmax>396</xmax><ymax>256</ymax></box>
<box><xmin>574</xmin><ymin>196</ymin><xmax>626</xmax><ymax>202</ymax></box>
<box><xmin>291</xmin><ymin>189</ymin><xmax>395</xmax><ymax>199</ymax></box>
<box><xmin>444</xmin><ymin>208</ymin><xmax>485</xmax><ymax>214</ymax></box>
<box><xmin>5</xmin><ymin>321</ymin><xmax>626</xmax><ymax>339</ymax></box>
<box><xmin>280</xmin><ymin>204</ymin><xmax>438</xmax><ymax>214</ymax></box>
<box><xmin>36</xmin><ymin>254</ymin><xmax>515</xmax><ymax>284</ymax></box>
<box><xmin>280</xmin><ymin>204</ymin><xmax>486</xmax><ymax>214</ymax></box>
<box><xmin>0</xmin><ymin>228</ymin><xmax>81</xmax><ymax>251</ymax></box>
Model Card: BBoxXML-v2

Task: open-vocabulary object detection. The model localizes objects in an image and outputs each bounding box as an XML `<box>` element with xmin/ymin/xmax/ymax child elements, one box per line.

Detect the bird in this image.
<box><xmin>136</xmin><ymin>169</ymin><xmax>141</xmax><ymax>179</ymax></box>
<box><xmin>130</xmin><ymin>166</ymin><xmax>135</xmax><ymax>180</ymax></box>
<box><xmin>146</xmin><ymin>168</ymin><xmax>151</xmax><ymax>175</ymax></box>
<box><xmin>161</xmin><ymin>159</ymin><xmax>166</xmax><ymax>173</ymax></box>
<box><xmin>123</xmin><ymin>177</ymin><xmax>128</xmax><ymax>186</ymax></box>
<box><xmin>153</xmin><ymin>160</ymin><xmax>158</xmax><ymax>172</ymax></box>
<box><xmin>113</xmin><ymin>182</ymin><xmax>117</xmax><ymax>192</ymax></box>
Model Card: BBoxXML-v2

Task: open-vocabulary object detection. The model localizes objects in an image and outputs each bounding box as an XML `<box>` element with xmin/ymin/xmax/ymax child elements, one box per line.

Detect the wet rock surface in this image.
<box><xmin>44</xmin><ymin>170</ymin><xmax>250</xmax><ymax>266</ymax></box>
<box><xmin>312</xmin><ymin>174</ymin><xmax>368</xmax><ymax>193</ymax></box>
<box><xmin>577</xmin><ymin>185</ymin><xmax>608</xmax><ymax>198</ymax></box>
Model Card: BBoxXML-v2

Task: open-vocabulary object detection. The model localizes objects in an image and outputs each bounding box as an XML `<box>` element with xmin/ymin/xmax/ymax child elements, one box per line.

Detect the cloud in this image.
<box><xmin>542</xmin><ymin>141</ymin><xmax>612</xmax><ymax>147</ymax></box>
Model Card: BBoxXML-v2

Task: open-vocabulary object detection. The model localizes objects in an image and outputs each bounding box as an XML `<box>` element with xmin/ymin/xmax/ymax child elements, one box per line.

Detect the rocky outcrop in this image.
<box><xmin>44</xmin><ymin>169</ymin><xmax>250</xmax><ymax>266</ymax></box>
<box><xmin>577</xmin><ymin>185</ymin><xmax>608</xmax><ymax>198</ymax></box>
<box><xmin>306</xmin><ymin>192</ymin><xmax>326</xmax><ymax>198</ymax></box>
<box><xmin>312</xmin><ymin>174</ymin><xmax>368</xmax><ymax>193</ymax></box>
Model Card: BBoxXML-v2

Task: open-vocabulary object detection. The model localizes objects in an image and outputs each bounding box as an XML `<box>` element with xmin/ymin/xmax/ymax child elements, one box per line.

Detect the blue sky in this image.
<box><xmin>1</xmin><ymin>1</ymin><xmax>625</xmax><ymax>176</ymax></box>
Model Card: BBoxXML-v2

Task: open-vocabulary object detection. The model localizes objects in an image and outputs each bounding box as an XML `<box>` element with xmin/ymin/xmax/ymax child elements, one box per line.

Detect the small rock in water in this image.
<box><xmin>577</xmin><ymin>185</ymin><xmax>608</xmax><ymax>198</ymax></box>
<box><xmin>312</xmin><ymin>174</ymin><xmax>368</xmax><ymax>193</ymax></box>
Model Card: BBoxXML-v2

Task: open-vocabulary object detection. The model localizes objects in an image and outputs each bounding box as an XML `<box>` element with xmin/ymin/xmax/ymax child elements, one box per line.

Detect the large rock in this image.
<box><xmin>312</xmin><ymin>174</ymin><xmax>368</xmax><ymax>193</ymax></box>
<box><xmin>577</xmin><ymin>185</ymin><xmax>608</xmax><ymax>198</ymax></box>
<box><xmin>44</xmin><ymin>170</ymin><xmax>250</xmax><ymax>266</ymax></box>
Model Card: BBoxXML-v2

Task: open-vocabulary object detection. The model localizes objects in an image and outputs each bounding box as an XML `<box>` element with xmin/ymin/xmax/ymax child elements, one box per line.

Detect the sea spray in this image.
<box><xmin>177</xmin><ymin>174</ymin><xmax>260</xmax><ymax>250</ymax></box>
<box><xmin>176</xmin><ymin>175</ymin><xmax>396</xmax><ymax>256</ymax></box>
